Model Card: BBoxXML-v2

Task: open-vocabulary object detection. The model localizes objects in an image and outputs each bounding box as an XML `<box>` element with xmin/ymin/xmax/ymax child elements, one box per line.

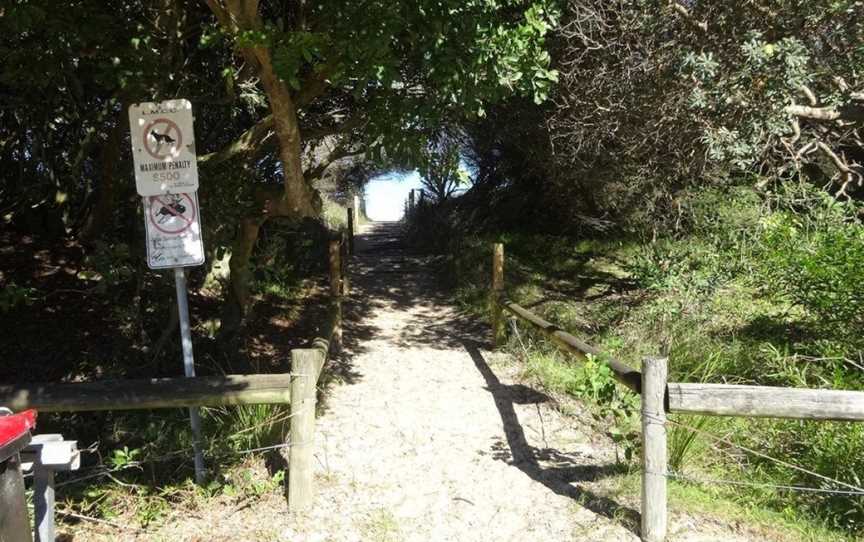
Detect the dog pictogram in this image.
<box><xmin>143</xmin><ymin>118</ymin><xmax>182</xmax><ymax>160</ymax></box>
<box><xmin>150</xmin><ymin>130</ymin><xmax>176</xmax><ymax>145</ymax></box>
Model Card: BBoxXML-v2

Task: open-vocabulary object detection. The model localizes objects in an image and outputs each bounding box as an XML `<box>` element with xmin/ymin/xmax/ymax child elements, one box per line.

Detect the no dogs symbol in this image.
<box><xmin>148</xmin><ymin>193</ymin><xmax>196</xmax><ymax>234</ymax></box>
<box><xmin>143</xmin><ymin>118</ymin><xmax>183</xmax><ymax>160</ymax></box>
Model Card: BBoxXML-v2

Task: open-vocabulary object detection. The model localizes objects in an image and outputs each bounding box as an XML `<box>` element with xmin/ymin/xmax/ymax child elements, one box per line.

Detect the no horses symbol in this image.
<box><xmin>144</xmin><ymin>118</ymin><xmax>183</xmax><ymax>160</ymax></box>
<box><xmin>148</xmin><ymin>193</ymin><xmax>196</xmax><ymax>234</ymax></box>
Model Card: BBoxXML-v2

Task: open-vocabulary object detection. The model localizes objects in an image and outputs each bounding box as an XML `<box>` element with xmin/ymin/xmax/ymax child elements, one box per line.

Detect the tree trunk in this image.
<box><xmin>221</xmin><ymin>216</ymin><xmax>265</xmax><ymax>337</ymax></box>
<box><xmin>207</xmin><ymin>0</ymin><xmax>321</xmax><ymax>220</ymax></box>
<box><xmin>206</xmin><ymin>0</ymin><xmax>323</xmax><ymax>333</ymax></box>
<box><xmin>80</xmin><ymin>121</ymin><xmax>123</xmax><ymax>243</ymax></box>
<box><xmin>254</xmin><ymin>47</ymin><xmax>321</xmax><ymax>218</ymax></box>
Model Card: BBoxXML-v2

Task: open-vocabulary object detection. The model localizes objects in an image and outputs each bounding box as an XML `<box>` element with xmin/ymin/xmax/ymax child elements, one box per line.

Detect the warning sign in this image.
<box><xmin>129</xmin><ymin>99</ymin><xmax>199</xmax><ymax>196</ymax></box>
<box><xmin>143</xmin><ymin>192</ymin><xmax>205</xmax><ymax>269</ymax></box>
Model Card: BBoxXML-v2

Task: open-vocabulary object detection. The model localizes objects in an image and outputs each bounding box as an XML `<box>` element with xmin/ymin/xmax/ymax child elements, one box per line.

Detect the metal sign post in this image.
<box><xmin>173</xmin><ymin>268</ymin><xmax>205</xmax><ymax>484</ymax></box>
<box><xmin>129</xmin><ymin>99</ymin><xmax>206</xmax><ymax>484</ymax></box>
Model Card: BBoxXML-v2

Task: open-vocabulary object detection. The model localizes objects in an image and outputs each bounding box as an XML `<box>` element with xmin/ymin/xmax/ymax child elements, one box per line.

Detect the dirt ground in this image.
<box><xmin>57</xmin><ymin>223</ymin><xmax>779</xmax><ymax>541</ymax></box>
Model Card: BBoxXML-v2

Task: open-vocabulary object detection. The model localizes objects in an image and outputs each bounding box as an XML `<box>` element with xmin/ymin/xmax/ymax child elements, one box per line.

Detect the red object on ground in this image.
<box><xmin>0</xmin><ymin>410</ymin><xmax>36</xmax><ymax>462</ymax></box>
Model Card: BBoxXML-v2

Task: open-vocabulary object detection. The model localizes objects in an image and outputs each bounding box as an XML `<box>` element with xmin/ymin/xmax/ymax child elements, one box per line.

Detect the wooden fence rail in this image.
<box><xmin>500</xmin><ymin>299</ymin><xmax>642</xmax><ymax>394</ymax></box>
<box><xmin>488</xmin><ymin>242</ymin><xmax>864</xmax><ymax>542</ymax></box>
<box><xmin>667</xmin><ymin>383</ymin><xmax>864</xmax><ymax>421</ymax></box>
<box><xmin>0</xmin><ymin>374</ymin><xmax>293</xmax><ymax>413</ymax></box>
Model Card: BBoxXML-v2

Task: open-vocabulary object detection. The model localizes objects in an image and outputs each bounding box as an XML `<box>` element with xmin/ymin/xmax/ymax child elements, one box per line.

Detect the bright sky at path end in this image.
<box><xmin>364</xmin><ymin>171</ymin><xmax>424</xmax><ymax>221</ymax></box>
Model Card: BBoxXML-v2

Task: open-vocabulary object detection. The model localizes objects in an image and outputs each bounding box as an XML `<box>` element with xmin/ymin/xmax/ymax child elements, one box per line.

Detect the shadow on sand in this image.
<box><xmin>462</xmin><ymin>339</ymin><xmax>641</xmax><ymax>536</ymax></box>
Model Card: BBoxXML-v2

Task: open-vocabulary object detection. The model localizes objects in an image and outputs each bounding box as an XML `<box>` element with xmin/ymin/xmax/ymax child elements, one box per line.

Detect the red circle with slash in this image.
<box><xmin>148</xmin><ymin>194</ymin><xmax>196</xmax><ymax>234</ymax></box>
<box><xmin>143</xmin><ymin>118</ymin><xmax>183</xmax><ymax>160</ymax></box>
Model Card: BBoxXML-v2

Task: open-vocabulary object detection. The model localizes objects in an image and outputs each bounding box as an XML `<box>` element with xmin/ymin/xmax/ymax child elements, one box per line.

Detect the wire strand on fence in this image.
<box><xmin>231</xmin><ymin>442</ymin><xmax>291</xmax><ymax>455</ymax></box>
<box><xmin>653</xmin><ymin>414</ymin><xmax>864</xmax><ymax>496</ymax></box>
<box><xmin>217</xmin><ymin>407</ymin><xmax>298</xmax><ymax>438</ymax></box>
<box><xmin>510</xmin><ymin>317</ymin><xmax>530</xmax><ymax>363</ymax></box>
<box><xmin>56</xmin><ymin>440</ymin><xmax>292</xmax><ymax>488</ymax></box>
<box><xmin>667</xmin><ymin>472</ymin><xmax>864</xmax><ymax>496</ymax></box>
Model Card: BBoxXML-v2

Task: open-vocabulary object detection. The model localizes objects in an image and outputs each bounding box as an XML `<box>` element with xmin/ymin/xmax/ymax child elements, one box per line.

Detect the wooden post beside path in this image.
<box><xmin>328</xmin><ymin>238</ymin><xmax>343</xmax><ymax>353</ymax></box>
<box><xmin>288</xmin><ymin>349</ymin><xmax>321</xmax><ymax>511</ymax></box>
<box><xmin>346</xmin><ymin>208</ymin><xmax>355</xmax><ymax>255</ymax></box>
<box><xmin>329</xmin><ymin>240</ymin><xmax>341</xmax><ymax>297</ymax></box>
<box><xmin>641</xmin><ymin>357</ymin><xmax>668</xmax><ymax>542</ymax></box>
<box><xmin>340</xmin><ymin>231</ymin><xmax>350</xmax><ymax>295</ymax></box>
<box><xmin>491</xmin><ymin>243</ymin><xmax>505</xmax><ymax>348</ymax></box>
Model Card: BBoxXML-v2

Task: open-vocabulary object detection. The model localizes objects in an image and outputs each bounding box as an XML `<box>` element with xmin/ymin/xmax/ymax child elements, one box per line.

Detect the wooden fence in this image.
<box><xmin>0</xmin><ymin>228</ymin><xmax>353</xmax><ymax>513</ymax></box>
<box><xmin>488</xmin><ymin>242</ymin><xmax>864</xmax><ymax>542</ymax></box>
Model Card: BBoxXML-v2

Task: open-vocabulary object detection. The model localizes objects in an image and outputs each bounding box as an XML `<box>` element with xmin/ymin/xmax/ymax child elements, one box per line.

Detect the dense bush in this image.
<box><xmin>621</xmin><ymin>189</ymin><xmax>864</xmax><ymax>531</ymax></box>
<box><xmin>458</xmin><ymin>1</ymin><xmax>864</xmax><ymax>236</ymax></box>
<box><xmin>761</xmin><ymin>201</ymin><xmax>864</xmax><ymax>332</ymax></box>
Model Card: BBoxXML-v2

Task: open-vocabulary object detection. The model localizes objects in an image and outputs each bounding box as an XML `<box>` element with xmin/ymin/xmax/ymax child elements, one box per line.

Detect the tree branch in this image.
<box><xmin>305</xmin><ymin>144</ymin><xmax>364</xmax><ymax>181</ymax></box>
<box><xmin>786</xmin><ymin>104</ymin><xmax>864</xmax><ymax>123</ymax></box>
<box><xmin>303</xmin><ymin>113</ymin><xmax>365</xmax><ymax>141</ymax></box>
<box><xmin>799</xmin><ymin>85</ymin><xmax>818</xmax><ymax>107</ymax></box>
<box><xmin>198</xmin><ymin>114</ymin><xmax>274</xmax><ymax>165</ymax></box>
<box><xmin>225</xmin><ymin>0</ymin><xmax>259</xmax><ymax>28</ymax></box>
<box><xmin>294</xmin><ymin>62</ymin><xmax>339</xmax><ymax>108</ymax></box>
<box><xmin>668</xmin><ymin>1</ymin><xmax>707</xmax><ymax>32</ymax></box>
<box><xmin>816</xmin><ymin>141</ymin><xmax>863</xmax><ymax>197</ymax></box>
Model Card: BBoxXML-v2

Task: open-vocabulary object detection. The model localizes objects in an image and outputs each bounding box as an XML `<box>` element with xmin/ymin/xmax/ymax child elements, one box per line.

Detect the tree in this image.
<box><xmin>418</xmin><ymin>133</ymin><xmax>468</xmax><ymax>202</ymax></box>
<box><xmin>202</xmin><ymin>0</ymin><xmax>560</xmax><ymax>327</ymax></box>
<box><xmin>1</xmin><ymin>0</ymin><xmax>561</xmax><ymax>333</ymax></box>
<box><xmin>460</xmin><ymin>1</ymin><xmax>864</xmax><ymax>234</ymax></box>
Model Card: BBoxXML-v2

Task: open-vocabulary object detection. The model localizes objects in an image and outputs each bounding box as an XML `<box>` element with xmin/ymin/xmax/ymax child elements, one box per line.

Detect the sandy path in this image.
<box><xmin>286</xmin><ymin>222</ymin><xmax>638</xmax><ymax>542</ymax></box>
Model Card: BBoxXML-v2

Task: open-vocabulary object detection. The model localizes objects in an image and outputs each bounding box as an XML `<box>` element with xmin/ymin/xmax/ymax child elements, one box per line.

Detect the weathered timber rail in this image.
<box><xmin>0</xmin><ymin>374</ymin><xmax>294</xmax><ymax>413</ymax></box>
<box><xmin>499</xmin><ymin>300</ymin><xmax>642</xmax><ymax>393</ymax></box>
<box><xmin>487</xmin><ymin>242</ymin><xmax>864</xmax><ymax>542</ymax></box>
<box><xmin>668</xmin><ymin>383</ymin><xmax>864</xmax><ymax>421</ymax></box>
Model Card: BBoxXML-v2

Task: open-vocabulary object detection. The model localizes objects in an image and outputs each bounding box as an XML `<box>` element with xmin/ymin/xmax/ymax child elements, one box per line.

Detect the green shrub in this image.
<box><xmin>523</xmin><ymin>348</ymin><xmax>640</xmax><ymax>463</ymax></box>
<box><xmin>761</xmin><ymin>209</ymin><xmax>864</xmax><ymax>332</ymax></box>
<box><xmin>0</xmin><ymin>282</ymin><xmax>35</xmax><ymax>312</ymax></box>
<box><xmin>205</xmin><ymin>403</ymin><xmax>291</xmax><ymax>453</ymax></box>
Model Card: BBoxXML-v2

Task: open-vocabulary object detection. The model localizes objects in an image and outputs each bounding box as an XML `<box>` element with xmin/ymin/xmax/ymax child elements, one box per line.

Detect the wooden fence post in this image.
<box><xmin>346</xmin><ymin>208</ymin><xmax>355</xmax><ymax>255</ymax></box>
<box><xmin>328</xmin><ymin>239</ymin><xmax>343</xmax><ymax>353</ymax></box>
<box><xmin>353</xmin><ymin>195</ymin><xmax>360</xmax><ymax>229</ymax></box>
<box><xmin>641</xmin><ymin>357</ymin><xmax>668</xmax><ymax>542</ymax></box>
<box><xmin>491</xmin><ymin>243</ymin><xmax>505</xmax><ymax>348</ymax></box>
<box><xmin>329</xmin><ymin>239</ymin><xmax>341</xmax><ymax>297</ymax></box>
<box><xmin>288</xmin><ymin>348</ymin><xmax>321</xmax><ymax>511</ymax></box>
<box><xmin>340</xmin><ymin>232</ymin><xmax>350</xmax><ymax>295</ymax></box>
